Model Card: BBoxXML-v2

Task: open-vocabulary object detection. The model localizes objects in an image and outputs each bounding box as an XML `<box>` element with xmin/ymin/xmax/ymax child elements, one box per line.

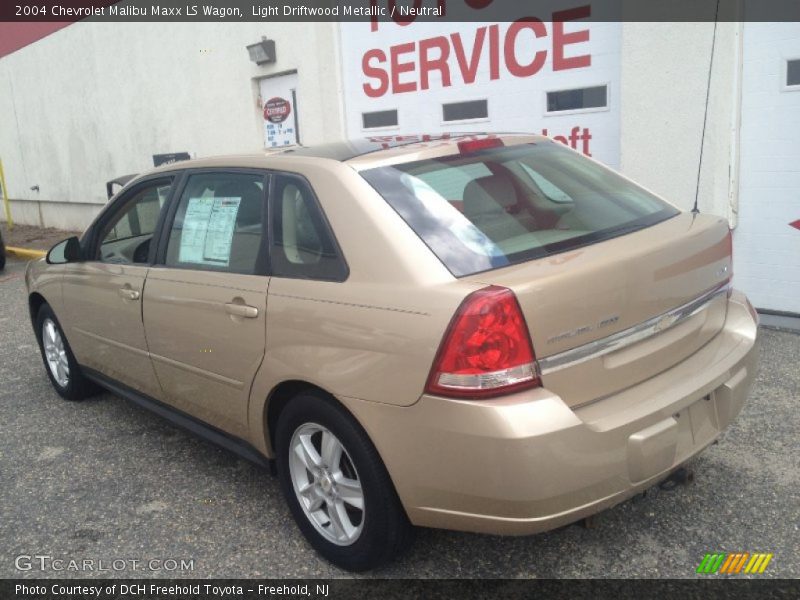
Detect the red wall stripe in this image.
<box><xmin>0</xmin><ymin>23</ymin><xmax>74</xmax><ymax>59</ymax></box>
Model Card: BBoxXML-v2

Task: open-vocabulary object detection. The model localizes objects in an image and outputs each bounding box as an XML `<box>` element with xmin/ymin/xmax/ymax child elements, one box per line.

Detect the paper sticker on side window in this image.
<box><xmin>179</xmin><ymin>197</ymin><xmax>241</xmax><ymax>266</ymax></box>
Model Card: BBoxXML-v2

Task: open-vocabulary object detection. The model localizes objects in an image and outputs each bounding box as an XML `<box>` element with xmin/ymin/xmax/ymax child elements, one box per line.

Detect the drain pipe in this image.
<box><xmin>728</xmin><ymin>17</ymin><xmax>744</xmax><ymax>229</ymax></box>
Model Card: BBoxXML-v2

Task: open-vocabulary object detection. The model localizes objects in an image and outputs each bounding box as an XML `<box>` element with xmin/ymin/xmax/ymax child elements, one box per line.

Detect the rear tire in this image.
<box><xmin>35</xmin><ymin>303</ymin><xmax>98</xmax><ymax>401</ymax></box>
<box><xmin>276</xmin><ymin>391</ymin><xmax>414</xmax><ymax>571</ymax></box>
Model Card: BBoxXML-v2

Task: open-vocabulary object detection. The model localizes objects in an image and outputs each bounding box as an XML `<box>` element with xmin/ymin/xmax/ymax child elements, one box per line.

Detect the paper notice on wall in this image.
<box><xmin>264</xmin><ymin>121</ymin><xmax>296</xmax><ymax>148</ymax></box>
<box><xmin>178</xmin><ymin>197</ymin><xmax>241</xmax><ymax>266</ymax></box>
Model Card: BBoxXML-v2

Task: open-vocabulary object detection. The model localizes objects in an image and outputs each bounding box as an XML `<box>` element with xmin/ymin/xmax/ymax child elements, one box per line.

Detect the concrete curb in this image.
<box><xmin>6</xmin><ymin>246</ymin><xmax>46</xmax><ymax>260</ymax></box>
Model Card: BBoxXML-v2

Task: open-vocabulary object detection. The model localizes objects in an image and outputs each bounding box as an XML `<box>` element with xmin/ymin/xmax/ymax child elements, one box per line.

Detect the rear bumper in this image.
<box><xmin>340</xmin><ymin>290</ymin><xmax>759</xmax><ymax>535</ymax></box>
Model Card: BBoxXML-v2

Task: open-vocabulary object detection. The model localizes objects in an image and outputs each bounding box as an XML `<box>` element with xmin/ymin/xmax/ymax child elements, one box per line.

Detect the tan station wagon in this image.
<box><xmin>26</xmin><ymin>134</ymin><xmax>759</xmax><ymax>571</ymax></box>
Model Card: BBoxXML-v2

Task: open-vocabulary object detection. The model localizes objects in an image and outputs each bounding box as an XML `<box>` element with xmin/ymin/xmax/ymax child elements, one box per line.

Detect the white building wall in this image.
<box><xmin>0</xmin><ymin>22</ymin><xmax>343</xmax><ymax>230</ymax></box>
<box><xmin>619</xmin><ymin>21</ymin><xmax>741</xmax><ymax>218</ymax></box>
<box><xmin>1</xmin><ymin>19</ymin><xmax>742</xmax><ymax>231</ymax></box>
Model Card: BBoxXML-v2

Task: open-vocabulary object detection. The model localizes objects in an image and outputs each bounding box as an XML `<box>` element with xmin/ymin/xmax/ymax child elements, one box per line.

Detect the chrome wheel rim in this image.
<box><xmin>289</xmin><ymin>423</ymin><xmax>364</xmax><ymax>546</ymax></box>
<box><xmin>42</xmin><ymin>318</ymin><xmax>69</xmax><ymax>388</ymax></box>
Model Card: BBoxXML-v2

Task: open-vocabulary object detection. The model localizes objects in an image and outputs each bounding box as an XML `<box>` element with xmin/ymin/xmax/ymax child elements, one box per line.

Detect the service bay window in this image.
<box><xmin>546</xmin><ymin>85</ymin><xmax>608</xmax><ymax>113</ymax></box>
<box><xmin>362</xmin><ymin>109</ymin><xmax>399</xmax><ymax>129</ymax></box>
<box><xmin>442</xmin><ymin>99</ymin><xmax>488</xmax><ymax>122</ymax></box>
<box><xmin>787</xmin><ymin>58</ymin><xmax>800</xmax><ymax>87</ymax></box>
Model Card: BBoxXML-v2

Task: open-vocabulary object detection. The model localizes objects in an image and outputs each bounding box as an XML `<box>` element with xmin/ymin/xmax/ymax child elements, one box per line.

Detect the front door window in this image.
<box><xmin>98</xmin><ymin>181</ymin><xmax>172</xmax><ymax>264</ymax></box>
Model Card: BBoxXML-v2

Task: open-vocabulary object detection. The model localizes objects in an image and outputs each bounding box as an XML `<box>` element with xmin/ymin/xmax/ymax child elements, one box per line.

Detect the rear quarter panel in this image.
<box><xmin>257</xmin><ymin>278</ymin><xmax>474</xmax><ymax>407</ymax></box>
<box><xmin>245</xmin><ymin>159</ymin><xmax>481</xmax><ymax>454</ymax></box>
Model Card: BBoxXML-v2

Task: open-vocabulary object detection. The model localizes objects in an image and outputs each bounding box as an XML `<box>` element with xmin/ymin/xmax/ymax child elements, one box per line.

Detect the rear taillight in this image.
<box><xmin>425</xmin><ymin>286</ymin><xmax>541</xmax><ymax>399</ymax></box>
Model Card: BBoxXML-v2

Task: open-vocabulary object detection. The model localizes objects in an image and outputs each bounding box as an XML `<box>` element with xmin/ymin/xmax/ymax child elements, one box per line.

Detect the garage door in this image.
<box><xmin>735</xmin><ymin>22</ymin><xmax>800</xmax><ymax>314</ymax></box>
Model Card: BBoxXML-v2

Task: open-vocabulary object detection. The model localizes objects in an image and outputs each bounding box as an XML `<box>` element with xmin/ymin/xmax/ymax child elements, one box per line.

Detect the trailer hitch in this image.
<box><xmin>579</xmin><ymin>466</ymin><xmax>695</xmax><ymax>529</ymax></box>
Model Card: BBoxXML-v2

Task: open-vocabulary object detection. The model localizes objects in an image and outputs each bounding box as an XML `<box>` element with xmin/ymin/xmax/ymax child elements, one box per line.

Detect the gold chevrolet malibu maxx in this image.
<box><xmin>26</xmin><ymin>134</ymin><xmax>759</xmax><ymax>570</ymax></box>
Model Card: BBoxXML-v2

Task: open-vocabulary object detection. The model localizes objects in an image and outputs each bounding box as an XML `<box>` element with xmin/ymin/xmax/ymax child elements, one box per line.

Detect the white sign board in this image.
<box><xmin>339</xmin><ymin>2</ymin><xmax>621</xmax><ymax>167</ymax></box>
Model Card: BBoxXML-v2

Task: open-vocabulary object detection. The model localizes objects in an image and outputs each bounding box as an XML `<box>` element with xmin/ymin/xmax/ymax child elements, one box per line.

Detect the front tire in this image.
<box><xmin>35</xmin><ymin>303</ymin><xmax>97</xmax><ymax>401</ymax></box>
<box><xmin>276</xmin><ymin>392</ymin><xmax>413</xmax><ymax>571</ymax></box>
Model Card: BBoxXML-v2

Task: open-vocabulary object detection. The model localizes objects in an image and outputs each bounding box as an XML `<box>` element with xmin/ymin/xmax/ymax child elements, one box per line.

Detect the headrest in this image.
<box><xmin>463</xmin><ymin>174</ymin><xmax>517</xmax><ymax>211</ymax></box>
<box><xmin>215</xmin><ymin>181</ymin><xmax>263</xmax><ymax>226</ymax></box>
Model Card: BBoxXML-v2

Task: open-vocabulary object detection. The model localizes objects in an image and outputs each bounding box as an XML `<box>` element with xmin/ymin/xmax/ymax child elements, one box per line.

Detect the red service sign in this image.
<box><xmin>361</xmin><ymin>6</ymin><xmax>592</xmax><ymax>98</ymax></box>
<box><xmin>264</xmin><ymin>97</ymin><xmax>292</xmax><ymax>123</ymax></box>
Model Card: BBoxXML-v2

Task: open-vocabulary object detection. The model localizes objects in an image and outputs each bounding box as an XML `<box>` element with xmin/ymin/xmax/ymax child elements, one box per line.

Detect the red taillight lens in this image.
<box><xmin>425</xmin><ymin>286</ymin><xmax>540</xmax><ymax>399</ymax></box>
<box><xmin>457</xmin><ymin>137</ymin><xmax>504</xmax><ymax>154</ymax></box>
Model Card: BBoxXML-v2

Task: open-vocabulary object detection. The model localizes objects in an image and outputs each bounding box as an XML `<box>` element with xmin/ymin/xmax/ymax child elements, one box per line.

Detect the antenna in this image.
<box><xmin>693</xmin><ymin>0</ymin><xmax>721</xmax><ymax>214</ymax></box>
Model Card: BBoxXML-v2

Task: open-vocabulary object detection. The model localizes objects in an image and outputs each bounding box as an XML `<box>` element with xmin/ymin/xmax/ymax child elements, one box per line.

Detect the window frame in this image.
<box><xmin>266</xmin><ymin>171</ymin><xmax>350</xmax><ymax>283</ymax></box>
<box><xmin>84</xmin><ymin>174</ymin><xmax>178</xmax><ymax>265</ymax></box>
<box><xmin>543</xmin><ymin>83</ymin><xmax>610</xmax><ymax>117</ymax></box>
<box><xmin>154</xmin><ymin>167</ymin><xmax>272</xmax><ymax>276</ymax></box>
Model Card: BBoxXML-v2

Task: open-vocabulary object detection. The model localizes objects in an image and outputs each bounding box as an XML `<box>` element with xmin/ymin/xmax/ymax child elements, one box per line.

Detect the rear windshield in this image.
<box><xmin>360</xmin><ymin>141</ymin><xmax>679</xmax><ymax>277</ymax></box>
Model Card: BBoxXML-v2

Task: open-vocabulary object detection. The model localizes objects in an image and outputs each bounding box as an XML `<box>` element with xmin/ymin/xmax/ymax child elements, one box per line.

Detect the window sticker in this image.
<box><xmin>179</xmin><ymin>197</ymin><xmax>241</xmax><ymax>266</ymax></box>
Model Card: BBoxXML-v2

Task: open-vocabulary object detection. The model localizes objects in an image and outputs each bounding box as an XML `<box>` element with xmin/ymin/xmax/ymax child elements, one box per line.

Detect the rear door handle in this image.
<box><xmin>225</xmin><ymin>302</ymin><xmax>258</xmax><ymax>318</ymax></box>
<box><xmin>118</xmin><ymin>288</ymin><xmax>140</xmax><ymax>301</ymax></box>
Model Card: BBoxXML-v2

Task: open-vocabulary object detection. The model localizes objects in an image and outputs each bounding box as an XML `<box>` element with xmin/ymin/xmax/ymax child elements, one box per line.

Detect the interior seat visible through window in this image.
<box><xmin>217</xmin><ymin>181</ymin><xmax>265</xmax><ymax>273</ymax></box>
<box><xmin>462</xmin><ymin>174</ymin><xmax>532</xmax><ymax>242</ymax></box>
<box><xmin>270</xmin><ymin>173</ymin><xmax>348</xmax><ymax>281</ymax></box>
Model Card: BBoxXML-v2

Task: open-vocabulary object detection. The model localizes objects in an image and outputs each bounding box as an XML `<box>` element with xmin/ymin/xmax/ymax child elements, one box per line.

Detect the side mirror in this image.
<box><xmin>46</xmin><ymin>236</ymin><xmax>82</xmax><ymax>264</ymax></box>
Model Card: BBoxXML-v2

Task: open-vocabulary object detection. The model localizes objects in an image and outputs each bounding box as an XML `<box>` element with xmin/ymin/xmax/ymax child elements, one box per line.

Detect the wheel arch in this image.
<box><xmin>264</xmin><ymin>380</ymin><xmax>342</xmax><ymax>455</ymax></box>
<box><xmin>28</xmin><ymin>292</ymin><xmax>48</xmax><ymax>329</ymax></box>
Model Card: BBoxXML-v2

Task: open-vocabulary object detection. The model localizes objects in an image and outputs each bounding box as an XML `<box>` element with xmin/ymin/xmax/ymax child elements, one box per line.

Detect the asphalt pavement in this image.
<box><xmin>1</xmin><ymin>257</ymin><xmax>798</xmax><ymax>579</ymax></box>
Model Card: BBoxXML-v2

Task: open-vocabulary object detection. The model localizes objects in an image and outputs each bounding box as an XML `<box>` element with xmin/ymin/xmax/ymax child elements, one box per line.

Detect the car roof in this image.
<box><xmin>275</xmin><ymin>135</ymin><xmax>478</xmax><ymax>161</ymax></box>
<box><xmin>144</xmin><ymin>133</ymin><xmax>544</xmax><ymax>176</ymax></box>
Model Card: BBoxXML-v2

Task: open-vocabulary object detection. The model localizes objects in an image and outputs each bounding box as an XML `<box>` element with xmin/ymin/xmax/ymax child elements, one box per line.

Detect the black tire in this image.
<box><xmin>276</xmin><ymin>392</ymin><xmax>414</xmax><ymax>571</ymax></box>
<box><xmin>35</xmin><ymin>303</ymin><xmax>98</xmax><ymax>401</ymax></box>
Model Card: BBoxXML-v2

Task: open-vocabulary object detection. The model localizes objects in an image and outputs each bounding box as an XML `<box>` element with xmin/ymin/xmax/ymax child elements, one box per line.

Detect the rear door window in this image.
<box><xmin>269</xmin><ymin>173</ymin><xmax>348</xmax><ymax>281</ymax></box>
<box><xmin>360</xmin><ymin>141</ymin><xmax>678</xmax><ymax>277</ymax></box>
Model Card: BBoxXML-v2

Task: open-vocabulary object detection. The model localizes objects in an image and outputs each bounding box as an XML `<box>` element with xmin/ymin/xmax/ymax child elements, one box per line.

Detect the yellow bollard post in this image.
<box><xmin>0</xmin><ymin>158</ymin><xmax>13</xmax><ymax>230</ymax></box>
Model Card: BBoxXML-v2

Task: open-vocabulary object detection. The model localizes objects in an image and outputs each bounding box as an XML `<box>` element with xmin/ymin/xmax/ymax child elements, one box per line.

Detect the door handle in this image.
<box><xmin>225</xmin><ymin>302</ymin><xmax>258</xmax><ymax>318</ymax></box>
<box><xmin>118</xmin><ymin>288</ymin><xmax>140</xmax><ymax>301</ymax></box>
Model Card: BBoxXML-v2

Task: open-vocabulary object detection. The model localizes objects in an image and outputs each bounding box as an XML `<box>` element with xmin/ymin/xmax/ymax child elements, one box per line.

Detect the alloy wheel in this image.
<box><xmin>42</xmin><ymin>318</ymin><xmax>70</xmax><ymax>388</ymax></box>
<box><xmin>288</xmin><ymin>423</ymin><xmax>365</xmax><ymax>546</ymax></box>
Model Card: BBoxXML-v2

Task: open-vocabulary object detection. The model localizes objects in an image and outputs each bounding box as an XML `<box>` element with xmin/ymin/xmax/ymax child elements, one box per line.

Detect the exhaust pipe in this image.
<box><xmin>578</xmin><ymin>466</ymin><xmax>695</xmax><ymax>529</ymax></box>
<box><xmin>659</xmin><ymin>466</ymin><xmax>694</xmax><ymax>491</ymax></box>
